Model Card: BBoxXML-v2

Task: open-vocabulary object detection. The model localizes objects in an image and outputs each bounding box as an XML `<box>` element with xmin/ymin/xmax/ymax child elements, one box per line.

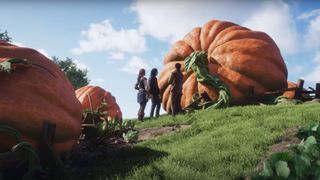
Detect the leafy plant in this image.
<box><xmin>122</xmin><ymin>120</ymin><xmax>135</xmax><ymax>130</ymax></box>
<box><xmin>122</xmin><ymin>130</ymin><xmax>139</xmax><ymax>143</ymax></box>
<box><xmin>253</xmin><ymin>135</ymin><xmax>320</xmax><ymax>179</ymax></box>
<box><xmin>298</xmin><ymin>122</ymin><xmax>320</xmax><ymax>142</ymax></box>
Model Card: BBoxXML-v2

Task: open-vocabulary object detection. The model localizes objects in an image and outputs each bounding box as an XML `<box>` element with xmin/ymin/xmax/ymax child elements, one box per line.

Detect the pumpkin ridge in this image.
<box><xmin>211</xmin><ymin>40</ymin><xmax>287</xmax><ymax>77</ymax></box>
<box><xmin>208</xmin><ymin>63</ymin><xmax>268</xmax><ymax>94</ymax></box>
<box><xmin>208</xmin><ymin>26</ymin><xmax>249</xmax><ymax>54</ymax></box>
<box><xmin>200</xmin><ymin>21</ymin><xmax>237</xmax><ymax>51</ymax></box>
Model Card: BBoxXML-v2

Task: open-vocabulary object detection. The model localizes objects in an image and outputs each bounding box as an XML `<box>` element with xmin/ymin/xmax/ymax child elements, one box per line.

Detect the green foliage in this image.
<box><xmin>254</xmin><ymin>131</ymin><xmax>320</xmax><ymax>180</ymax></box>
<box><xmin>0</xmin><ymin>125</ymin><xmax>39</xmax><ymax>180</ymax></box>
<box><xmin>123</xmin><ymin>130</ymin><xmax>139</xmax><ymax>143</ymax></box>
<box><xmin>122</xmin><ymin>120</ymin><xmax>135</xmax><ymax>130</ymax></box>
<box><xmin>52</xmin><ymin>56</ymin><xmax>89</xmax><ymax>90</ymax></box>
<box><xmin>0</xmin><ymin>58</ymin><xmax>29</xmax><ymax>73</ymax></box>
<box><xmin>184</xmin><ymin>51</ymin><xmax>230</xmax><ymax>109</ymax></box>
<box><xmin>298</xmin><ymin>122</ymin><xmax>320</xmax><ymax>142</ymax></box>
<box><xmin>0</xmin><ymin>29</ymin><xmax>11</xmax><ymax>42</ymax></box>
<box><xmin>65</xmin><ymin>104</ymin><xmax>320</xmax><ymax>179</ymax></box>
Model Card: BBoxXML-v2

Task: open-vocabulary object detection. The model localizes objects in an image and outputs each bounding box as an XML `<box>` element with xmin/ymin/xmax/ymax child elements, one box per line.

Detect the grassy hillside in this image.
<box><xmin>63</xmin><ymin>104</ymin><xmax>320</xmax><ymax>180</ymax></box>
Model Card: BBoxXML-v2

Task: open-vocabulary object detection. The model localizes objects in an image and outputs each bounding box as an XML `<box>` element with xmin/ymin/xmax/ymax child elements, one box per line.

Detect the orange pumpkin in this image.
<box><xmin>0</xmin><ymin>41</ymin><xmax>83</xmax><ymax>153</ymax></box>
<box><xmin>75</xmin><ymin>85</ymin><xmax>122</xmax><ymax>120</ymax></box>
<box><xmin>158</xmin><ymin>20</ymin><xmax>288</xmax><ymax>112</ymax></box>
<box><xmin>282</xmin><ymin>82</ymin><xmax>297</xmax><ymax>99</ymax></box>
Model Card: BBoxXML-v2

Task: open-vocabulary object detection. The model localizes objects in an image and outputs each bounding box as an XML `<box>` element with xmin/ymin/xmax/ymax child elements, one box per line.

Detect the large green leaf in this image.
<box><xmin>275</xmin><ymin>161</ymin><xmax>290</xmax><ymax>178</ymax></box>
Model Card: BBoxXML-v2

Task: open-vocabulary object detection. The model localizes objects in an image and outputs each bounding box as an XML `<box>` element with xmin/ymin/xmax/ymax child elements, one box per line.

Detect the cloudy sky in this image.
<box><xmin>1</xmin><ymin>0</ymin><xmax>320</xmax><ymax>118</ymax></box>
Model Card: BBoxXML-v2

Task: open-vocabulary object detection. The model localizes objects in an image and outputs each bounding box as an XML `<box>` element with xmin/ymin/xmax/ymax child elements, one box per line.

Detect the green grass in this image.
<box><xmin>61</xmin><ymin>104</ymin><xmax>320</xmax><ymax>180</ymax></box>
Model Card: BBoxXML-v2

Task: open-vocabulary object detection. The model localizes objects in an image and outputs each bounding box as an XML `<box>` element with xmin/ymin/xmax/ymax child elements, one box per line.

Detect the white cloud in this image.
<box><xmin>73</xmin><ymin>60</ymin><xmax>89</xmax><ymax>70</ymax></box>
<box><xmin>130</xmin><ymin>0</ymin><xmax>254</xmax><ymax>42</ymax></box>
<box><xmin>130</xmin><ymin>0</ymin><xmax>299</xmax><ymax>55</ymax></box>
<box><xmin>71</xmin><ymin>19</ymin><xmax>146</xmax><ymax>55</ymax></box>
<box><xmin>109</xmin><ymin>52</ymin><xmax>124</xmax><ymax>60</ymax></box>
<box><xmin>304</xmin><ymin>51</ymin><xmax>320</xmax><ymax>83</ymax></box>
<box><xmin>297</xmin><ymin>9</ymin><xmax>320</xmax><ymax>20</ymax></box>
<box><xmin>314</xmin><ymin>51</ymin><xmax>320</xmax><ymax>63</ymax></box>
<box><xmin>304</xmin><ymin>14</ymin><xmax>320</xmax><ymax>50</ymax></box>
<box><xmin>242</xmin><ymin>1</ymin><xmax>299</xmax><ymax>55</ymax></box>
<box><xmin>121</xmin><ymin>56</ymin><xmax>149</xmax><ymax>74</ymax></box>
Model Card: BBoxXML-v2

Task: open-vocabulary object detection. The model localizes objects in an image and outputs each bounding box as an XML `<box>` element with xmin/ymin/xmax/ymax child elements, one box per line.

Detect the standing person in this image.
<box><xmin>148</xmin><ymin>68</ymin><xmax>161</xmax><ymax>118</ymax></box>
<box><xmin>168</xmin><ymin>63</ymin><xmax>183</xmax><ymax>116</ymax></box>
<box><xmin>135</xmin><ymin>68</ymin><xmax>148</xmax><ymax>120</ymax></box>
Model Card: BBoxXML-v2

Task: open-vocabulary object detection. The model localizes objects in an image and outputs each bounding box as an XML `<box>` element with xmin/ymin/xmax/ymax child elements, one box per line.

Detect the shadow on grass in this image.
<box><xmin>60</xmin><ymin>146</ymin><xmax>168</xmax><ymax>180</ymax></box>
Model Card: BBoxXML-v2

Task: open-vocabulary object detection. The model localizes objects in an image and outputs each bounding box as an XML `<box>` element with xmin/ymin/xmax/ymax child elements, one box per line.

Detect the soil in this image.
<box><xmin>137</xmin><ymin>124</ymin><xmax>192</xmax><ymax>141</ymax></box>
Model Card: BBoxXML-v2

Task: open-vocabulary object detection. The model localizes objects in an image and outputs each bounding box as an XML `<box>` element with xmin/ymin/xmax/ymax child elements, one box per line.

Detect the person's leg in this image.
<box><xmin>138</xmin><ymin>103</ymin><xmax>143</xmax><ymax>120</ymax></box>
<box><xmin>150</xmin><ymin>97</ymin><xmax>156</xmax><ymax>118</ymax></box>
<box><xmin>177</xmin><ymin>93</ymin><xmax>182</xmax><ymax>113</ymax></box>
<box><xmin>171</xmin><ymin>93</ymin><xmax>177</xmax><ymax>116</ymax></box>
<box><xmin>155</xmin><ymin>95</ymin><xmax>161</xmax><ymax>118</ymax></box>
<box><xmin>155</xmin><ymin>101</ymin><xmax>161</xmax><ymax>117</ymax></box>
<box><xmin>140</xmin><ymin>101</ymin><xmax>147</xmax><ymax>120</ymax></box>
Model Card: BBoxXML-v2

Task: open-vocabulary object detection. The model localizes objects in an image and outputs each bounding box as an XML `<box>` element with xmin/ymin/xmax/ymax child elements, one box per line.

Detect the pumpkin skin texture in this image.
<box><xmin>0</xmin><ymin>41</ymin><xmax>83</xmax><ymax>153</ymax></box>
<box><xmin>282</xmin><ymin>82</ymin><xmax>297</xmax><ymax>99</ymax></box>
<box><xmin>75</xmin><ymin>85</ymin><xmax>122</xmax><ymax>120</ymax></box>
<box><xmin>158</xmin><ymin>20</ymin><xmax>288</xmax><ymax>112</ymax></box>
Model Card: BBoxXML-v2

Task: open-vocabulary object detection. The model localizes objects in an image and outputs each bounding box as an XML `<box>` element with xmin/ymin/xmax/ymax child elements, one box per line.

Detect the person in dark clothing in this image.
<box><xmin>135</xmin><ymin>68</ymin><xmax>148</xmax><ymax>120</ymax></box>
<box><xmin>168</xmin><ymin>63</ymin><xmax>183</xmax><ymax>116</ymax></box>
<box><xmin>148</xmin><ymin>68</ymin><xmax>161</xmax><ymax>118</ymax></box>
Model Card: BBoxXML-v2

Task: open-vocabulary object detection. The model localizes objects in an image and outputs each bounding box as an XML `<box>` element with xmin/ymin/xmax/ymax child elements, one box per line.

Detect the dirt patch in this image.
<box><xmin>245</xmin><ymin>127</ymin><xmax>300</xmax><ymax>180</ymax></box>
<box><xmin>137</xmin><ymin>124</ymin><xmax>192</xmax><ymax>141</ymax></box>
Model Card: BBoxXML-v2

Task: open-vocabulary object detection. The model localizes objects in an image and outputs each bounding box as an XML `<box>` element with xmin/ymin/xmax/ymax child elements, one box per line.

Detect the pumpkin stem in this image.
<box><xmin>184</xmin><ymin>51</ymin><xmax>231</xmax><ymax>109</ymax></box>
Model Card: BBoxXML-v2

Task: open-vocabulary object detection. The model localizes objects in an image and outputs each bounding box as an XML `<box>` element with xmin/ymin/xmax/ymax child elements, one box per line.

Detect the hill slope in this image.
<box><xmin>66</xmin><ymin>104</ymin><xmax>320</xmax><ymax>180</ymax></box>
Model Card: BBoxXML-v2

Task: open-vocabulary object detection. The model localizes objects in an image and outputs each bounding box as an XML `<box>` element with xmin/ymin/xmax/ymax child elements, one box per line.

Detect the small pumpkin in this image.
<box><xmin>75</xmin><ymin>85</ymin><xmax>122</xmax><ymax>120</ymax></box>
<box><xmin>0</xmin><ymin>41</ymin><xmax>83</xmax><ymax>153</ymax></box>
<box><xmin>158</xmin><ymin>20</ymin><xmax>288</xmax><ymax>112</ymax></box>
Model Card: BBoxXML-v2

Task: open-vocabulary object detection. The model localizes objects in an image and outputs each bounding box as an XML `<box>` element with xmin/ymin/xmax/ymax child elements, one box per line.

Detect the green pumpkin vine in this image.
<box><xmin>184</xmin><ymin>51</ymin><xmax>231</xmax><ymax>110</ymax></box>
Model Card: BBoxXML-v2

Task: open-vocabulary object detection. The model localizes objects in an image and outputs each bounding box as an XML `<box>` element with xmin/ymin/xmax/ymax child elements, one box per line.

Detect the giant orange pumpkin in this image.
<box><xmin>158</xmin><ymin>20</ymin><xmax>288</xmax><ymax>112</ymax></box>
<box><xmin>0</xmin><ymin>41</ymin><xmax>83</xmax><ymax>153</ymax></box>
<box><xmin>75</xmin><ymin>86</ymin><xmax>122</xmax><ymax>120</ymax></box>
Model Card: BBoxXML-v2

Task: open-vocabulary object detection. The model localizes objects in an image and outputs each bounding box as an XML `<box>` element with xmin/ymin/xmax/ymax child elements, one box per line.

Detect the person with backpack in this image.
<box><xmin>135</xmin><ymin>68</ymin><xmax>148</xmax><ymax>120</ymax></box>
<box><xmin>148</xmin><ymin>68</ymin><xmax>161</xmax><ymax>118</ymax></box>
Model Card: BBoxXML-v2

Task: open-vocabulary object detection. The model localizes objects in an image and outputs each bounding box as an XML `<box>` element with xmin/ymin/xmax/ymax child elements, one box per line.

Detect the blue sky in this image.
<box><xmin>1</xmin><ymin>0</ymin><xmax>320</xmax><ymax>118</ymax></box>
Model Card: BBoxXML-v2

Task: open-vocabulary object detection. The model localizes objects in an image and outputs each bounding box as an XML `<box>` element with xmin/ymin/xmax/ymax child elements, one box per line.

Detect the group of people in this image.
<box><xmin>135</xmin><ymin>63</ymin><xmax>183</xmax><ymax>120</ymax></box>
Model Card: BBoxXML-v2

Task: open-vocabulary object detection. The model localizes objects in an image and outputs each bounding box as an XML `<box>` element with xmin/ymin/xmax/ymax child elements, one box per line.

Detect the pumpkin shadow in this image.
<box><xmin>61</xmin><ymin>145</ymin><xmax>169</xmax><ymax>180</ymax></box>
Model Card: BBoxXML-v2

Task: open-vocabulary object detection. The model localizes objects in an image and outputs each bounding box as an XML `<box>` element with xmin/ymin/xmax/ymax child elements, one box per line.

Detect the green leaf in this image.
<box><xmin>275</xmin><ymin>161</ymin><xmax>290</xmax><ymax>178</ymax></box>
<box><xmin>294</xmin><ymin>155</ymin><xmax>311</xmax><ymax>178</ymax></box>
<box><xmin>311</xmin><ymin>124</ymin><xmax>319</xmax><ymax>131</ymax></box>
<box><xmin>270</xmin><ymin>152</ymin><xmax>292</xmax><ymax>165</ymax></box>
<box><xmin>0</xmin><ymin>61</ymin><xmax>11</xmax><ymax>73</ymax></box>
<box><xmin>259</xmin><ymin>162</ymin><xmax>274</xmax><ymax>177</ymax></box>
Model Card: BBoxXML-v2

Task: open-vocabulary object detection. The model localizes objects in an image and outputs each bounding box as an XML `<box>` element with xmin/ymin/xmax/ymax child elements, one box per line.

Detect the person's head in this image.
<box><xmin>150</xmin><ymin>68</ymin><xmax>158</xmax><ymax>77</ymax></box>
<box><xmin>175</xmin><ymin>63</ymin><xmax>181</xmax><ymax>71</ymax></box>
<box><xmin>138</xmin><ymin>68</ymin><xmax>146</xmax><ymax>76</ymax></box>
